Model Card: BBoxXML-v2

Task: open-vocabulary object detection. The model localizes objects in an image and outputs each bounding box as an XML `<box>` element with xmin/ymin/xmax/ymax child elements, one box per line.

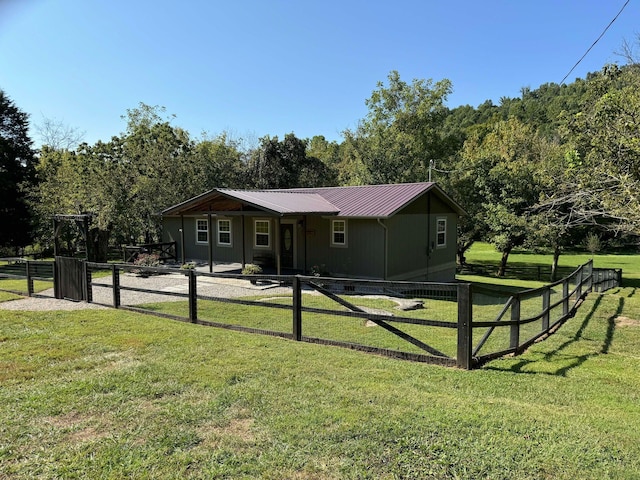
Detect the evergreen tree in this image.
<box><xmin>0</xmin><ymin>90</ymin><xmax>36</xmax><ymax>253</ymax></box>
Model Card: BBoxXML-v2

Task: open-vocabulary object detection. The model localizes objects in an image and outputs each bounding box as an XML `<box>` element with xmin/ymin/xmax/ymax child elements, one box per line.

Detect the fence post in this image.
<box><xmin>542</xmin><ymin>287</ymin><xmax>550</xmax><ymax>332</ymax></box>
<box><xmin>112</xmin><ymin>264</ymin><xmax>120</xmax><ymax>308</ymax></box>
<box><xmin>457</xmin><ymin>283</ymin><xmax>473</xmax><ymax>369</ymax></box>
<box><xmin>509</xmin><ymin>295</ymin><xmax>521</xmax><ymax>350</ymax></box>
<box><xmin>53</xmin><ymin>258</ymin><xmax>61</xmax><ymax>299</ymax></box>
<box><xmin>84</xmin><ymin>262</ymin><xmax>93</xmax><ymax>303</ymax></box>
<box><xmin>575</xmin><ymin>266</ymin><xmax>583</xmax><ymax>305</ymax></box>
<box><xmin>188</xmin><ymin>269</ymin><xmax>197</xmax><ymax>323</ymax></box>
<box><xmin>26</xmin><ymin>260</ymin><xmax>33</xmax><ymax>297</ymax></box>
<box><xmin>562</xmin><ymin>279</ymin><xmax>569</xmax><ymax>316</ymax></box>
<box><xmin>292</xmin><ymin>275</ymin><xmax>302</xmax><ymax>341</ymax></box>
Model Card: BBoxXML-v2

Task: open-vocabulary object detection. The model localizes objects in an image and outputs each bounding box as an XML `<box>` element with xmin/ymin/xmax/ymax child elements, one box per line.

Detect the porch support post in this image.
<box><xmin>53</xmin><ymin>217</ymin><xmax>60</xmax><ymax>257</ymax></box>
<box><xmin>83</xmin><ymin>216</ymin><xmax>91</xmax><ymax>261</ymax></box>
<box><xmin>180</xmin><ymin>215</ymin><xmax>185</xmax><ymax>264</ymax></box>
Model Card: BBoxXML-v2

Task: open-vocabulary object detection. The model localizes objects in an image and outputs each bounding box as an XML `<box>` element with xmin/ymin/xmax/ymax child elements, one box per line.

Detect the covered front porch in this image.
<box><xmin>162</xmin><ymin>189</ymin><xmax>340</xmax><ymax>275</ymax></box>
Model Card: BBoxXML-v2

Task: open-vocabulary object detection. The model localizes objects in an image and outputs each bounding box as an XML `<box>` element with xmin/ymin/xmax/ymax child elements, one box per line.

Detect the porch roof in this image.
<box><xmin>161</xmin><ymin>189</ymin><xmax>340</xmax><ymax>216</ymax></box>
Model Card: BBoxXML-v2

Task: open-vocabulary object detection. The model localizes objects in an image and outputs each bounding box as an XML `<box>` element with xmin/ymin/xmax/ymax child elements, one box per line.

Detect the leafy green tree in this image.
<box><xmin>32</xmin><ymin>104</ymin><xmax>207</xmax><ymax>259</ymax></box>
<box><xmin>31</xmin><ymin>145</ymin><xmax>110</xmax><ymax>258</ymax></box>
<box><xmin>462</xmin><ymin>117</ymin><xmax>545</xmax><ymax>276</ymax></box>
<box><xmin>346</xmin><ymin>71</ymin><xmax>453</xmax><ymax>184</ymax></box>
<box><xmin>0</xmin><ymin>90</ymin><xmax>36</xmax><ymax>253</ymax></box>
<box><xmin>546</xmin><ymin>65</ymin><xmax>640</xmax><ymax>236</ymax></box>
<box><xmin>247</xmin><ymin>133</ymin><xmax>334</xmax><ymax>188</ymax></box>
<box><xmin>334</xmin><ymin>131</ymin><xmax>372</xmax><ymax>186</ymax></box>
<box><xmin>194</xmin><ymin>133</ymin><xmax>245</xmax><ymax>189</ymax></box>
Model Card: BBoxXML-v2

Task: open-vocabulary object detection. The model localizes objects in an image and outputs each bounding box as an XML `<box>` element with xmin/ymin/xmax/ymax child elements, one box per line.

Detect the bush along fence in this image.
<box><xmin>74</xmin><ymin>260</ymin><xmax>621</xmax><ymax>369</ymax></box>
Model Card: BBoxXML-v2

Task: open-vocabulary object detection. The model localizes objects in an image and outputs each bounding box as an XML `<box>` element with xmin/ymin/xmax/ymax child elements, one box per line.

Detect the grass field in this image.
<box><xmin>1</xmin><ymin>243</ymin><xmax>640</xmax><ymax>478</ymax></box>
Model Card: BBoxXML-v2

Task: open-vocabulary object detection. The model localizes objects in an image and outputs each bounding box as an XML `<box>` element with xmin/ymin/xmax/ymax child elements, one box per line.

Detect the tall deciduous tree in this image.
<box><xmin>194</xmin><ymin>133</ymin><xmax>245</xmax><ymax>189</ymax></box>
<box><xmin>541</xmin><ymin>65</ymin><xmax>640</xmax><ymax>238</ymax></box>
<box><xmin>247</xmin><ymin>133</ymin><xmax>334</xmax><ymax>188</ymax></box>
<box><xmin>0</xmin><ymin>90</ymin><xmax>36</xmax><ymax>253</ymax></box>
<box><xmin>462</xmin><ymin>117</ymin><xmax>545</xmax><ymax>276</ymax></box>
<box><xmin>345</xmin><ymin>70</ymin><xmax>453</xmax><ymax>184</ymax></box>
<box><xmin>32</xmin><ymin>104</ymin><xmax>212</xmax><ymax>259</ymax></box>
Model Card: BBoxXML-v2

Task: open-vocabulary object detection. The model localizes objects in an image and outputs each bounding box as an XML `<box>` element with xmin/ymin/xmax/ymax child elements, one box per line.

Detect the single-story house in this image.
<box><xmin>161</xmin><ymin>182</ymin><xmax>465</xmax><ymax>281</ymax></box>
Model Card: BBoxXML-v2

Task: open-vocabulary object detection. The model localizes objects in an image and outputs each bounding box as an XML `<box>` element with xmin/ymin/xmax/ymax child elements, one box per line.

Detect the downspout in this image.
<box><xmin>427</xmin><ymin>193</ymin><xmax>431</xmax><ymax>279</ymax></box>
<box><xmin>207</xmin><ymin>212</ymin><xmax>213</xmax><ymax>273</ymax></box>
<box><xmin>377</xmin><ymin>218</ymin><xmax>388</xmax><ymax>280</ymax></box>
<box><xmin>180</xmin><ymin>215</ymin><xmax>185</xmax><ymax>264</ymax></box>
<box><xmin>241</xmin><ymin>207</ymin><xmax>246</xmax><ymax>269</ymax></box>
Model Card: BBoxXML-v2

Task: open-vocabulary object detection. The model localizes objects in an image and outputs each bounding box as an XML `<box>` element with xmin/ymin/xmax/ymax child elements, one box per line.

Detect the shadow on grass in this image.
<box><xmin>484</xmin><ymin>294</ymin><xmax>623</xmax><ymax>376</ymax></box>
<box><xmin>621</xmin><ymin>277</ymin><xmax>640</xmax><ymax>289</ymax></box>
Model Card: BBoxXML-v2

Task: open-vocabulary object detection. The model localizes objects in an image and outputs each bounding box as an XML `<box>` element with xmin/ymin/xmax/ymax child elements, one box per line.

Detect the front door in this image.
<box><xmin>280</xmin><ymin>223</ymin><xmax>294</xmax><ymax>269</ymax></box>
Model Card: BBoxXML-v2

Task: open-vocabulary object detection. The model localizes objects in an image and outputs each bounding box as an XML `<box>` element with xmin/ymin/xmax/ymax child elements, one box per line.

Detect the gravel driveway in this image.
<box><xmin>0</xmin><ymin>270</ymin><xmax>292</xmax><ymax>311</ymax></box>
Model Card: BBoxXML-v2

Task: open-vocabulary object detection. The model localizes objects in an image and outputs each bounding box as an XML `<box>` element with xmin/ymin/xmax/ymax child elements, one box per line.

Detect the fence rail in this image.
<box><xmin>0</xmin><ymin>258</ymin><xmax>56</xmax><ymax>297</ymax></box>
<box><xmin>122</xmin><ymin>242</ymin><xmax>177</xmax><ymax>263</ymax></box>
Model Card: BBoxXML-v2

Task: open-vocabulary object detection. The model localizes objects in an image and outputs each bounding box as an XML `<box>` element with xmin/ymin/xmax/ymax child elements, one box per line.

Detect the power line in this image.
<box><xmin>560</xmin><ymin>0</ymin><xmax>631</xmax><ymax>84</ymax></box>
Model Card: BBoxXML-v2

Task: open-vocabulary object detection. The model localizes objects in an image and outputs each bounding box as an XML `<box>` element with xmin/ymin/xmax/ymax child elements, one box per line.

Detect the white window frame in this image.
<box><xmin>254</xmin><ymin>219</ymin><xmax>271</xmax><ymax>248</ymax></box>
<box><xmin>331</xmin><ymin>219</ymin><xmax>347</xmax><ymax>247</ymax></box>
<box><xmin>436</xmin><ymin>217</ymin><xmax>447</xmax><ymax>247</ymax></box>
<box><xmin>217</xmin><ymin>218</ymin><xmax>232</xmax><ymax>247</ymax></box>
<box><xmin>196</xmin><ymin>218</ymin><xmax>209</xmax><ymax>244</ymax></box>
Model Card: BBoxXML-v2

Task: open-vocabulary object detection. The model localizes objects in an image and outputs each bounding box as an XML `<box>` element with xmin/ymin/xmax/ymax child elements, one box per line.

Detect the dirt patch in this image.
<box><xmin>197</xmin><ymin>413</ymin><xmax>256</xmax><ymax>449</ymax></box>
<box><xmin>615</xmin><ymin>316</ymin><xmax>640</xmax><ymax>327</ymax></box>
<box><xmin>42</xmin><ymin>411</ymin><xmax>109</xmax><ymax>443</ymax></box>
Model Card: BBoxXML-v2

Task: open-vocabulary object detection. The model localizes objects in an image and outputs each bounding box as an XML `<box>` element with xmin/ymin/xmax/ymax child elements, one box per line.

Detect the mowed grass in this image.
<box><xmin>2</xmin><ymin>243</ymin><xmax>640</xmax><ymax>478</ymax></box>
<box><xmin>0</xmin><ymin>277</ymin><xmax>54</xmax><ymax>295</ymax></box>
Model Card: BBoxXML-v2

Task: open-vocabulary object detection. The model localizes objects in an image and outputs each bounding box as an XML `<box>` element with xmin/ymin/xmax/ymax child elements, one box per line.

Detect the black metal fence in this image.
<box><xmin>469</xmin><ymin>261</ymin><xmax>602</xmax><ymax>365</ymax></box>
<box><xmin>0</xmin><ymin>256</ymin><xmax>621</xmax><ymax>368</ymax></box>
<box><xmin>80</xmin><ymin>260</ymin><xmax>620</xmax><ymax>369</ymax></box>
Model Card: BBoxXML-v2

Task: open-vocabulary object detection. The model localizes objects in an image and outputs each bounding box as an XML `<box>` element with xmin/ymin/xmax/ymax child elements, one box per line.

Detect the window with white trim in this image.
<box><xmin>436</xmin><ymin>218</ymin><xmax>446</xmax><ymax>247</ymax></box>
<box><xmin>331</xmin><ymin>219</ymin><xmax>347</xmax><ymax>246</ymax></box>
<box><xmin>254</xmin><ymin>220</ymin><xmax>270</xmax><ymax>247</ymax></box>
<box><xmin>196</xmin><ymin>218</ymin><xmax>209</xmax><ymax>244</ymax></box>
<box><xmin>217</xmin><ymin>219</ymin><xmax>231</xmax><ymax>246</ymax></box>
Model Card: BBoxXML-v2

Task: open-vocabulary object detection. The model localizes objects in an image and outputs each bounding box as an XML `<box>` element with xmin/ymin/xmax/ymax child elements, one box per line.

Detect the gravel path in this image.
<box><xmin>0</xmin><ymin>272</ymin><xmax>293</xmax><ymax>311</ymax></box>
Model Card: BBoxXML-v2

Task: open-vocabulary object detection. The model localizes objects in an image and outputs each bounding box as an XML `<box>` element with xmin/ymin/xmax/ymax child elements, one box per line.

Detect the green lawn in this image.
<box><xmin>1</xmin><ymin>244</ymin><xmax>640</xmax><ymax>478</ymax></box>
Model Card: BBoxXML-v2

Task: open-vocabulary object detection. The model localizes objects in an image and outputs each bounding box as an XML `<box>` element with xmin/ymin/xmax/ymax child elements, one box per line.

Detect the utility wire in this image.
<box><xmin>560</xmin><ymin>0</ymin><xmax>631</xmax><ymax>84</ymax></box>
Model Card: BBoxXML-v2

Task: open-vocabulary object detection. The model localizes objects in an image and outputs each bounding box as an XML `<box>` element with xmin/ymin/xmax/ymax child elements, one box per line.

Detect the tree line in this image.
<box><xmin>1</xmin><ymin>60</ymin><xmax>639</xmax><ymax>276</ymax></box>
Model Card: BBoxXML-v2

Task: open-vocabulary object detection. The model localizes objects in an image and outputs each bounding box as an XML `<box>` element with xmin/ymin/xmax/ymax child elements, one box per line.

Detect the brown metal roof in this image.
<box><xmin>217</xmin><ymin>189</ymin><xmax>340</xmax><ymax>215</ymax></box>
<box><xmin>286</xmin><ymin>183</ymin><xmax>438</xmax><ymax>217</ymax></box>
<box><xmin>162</xmin><ymin>182</ymin><xmax>464</xmax><ymax>217</ymax></box>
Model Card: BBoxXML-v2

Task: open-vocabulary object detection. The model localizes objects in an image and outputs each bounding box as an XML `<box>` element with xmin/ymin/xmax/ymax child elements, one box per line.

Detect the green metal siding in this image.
<box><xmin>163</xmin><ymin>215</ymin><xmax>244</xmax><ymax>264</ymax></box>
<box><xmin>386</xmin><ymin>193</ymin><xmax>458</xmax><ymax>281</ymax></box>
<box><xmin>305</xmin><ymin>217</ymin><xmax>384</xmax><ymax>278</ymax></box>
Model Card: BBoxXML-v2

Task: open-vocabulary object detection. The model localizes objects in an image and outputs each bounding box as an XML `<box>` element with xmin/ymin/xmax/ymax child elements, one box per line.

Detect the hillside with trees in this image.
<box><xmin>2</xmin><ymin>58</ymin><xmax>639</xmax><ymax>271</ymax></box>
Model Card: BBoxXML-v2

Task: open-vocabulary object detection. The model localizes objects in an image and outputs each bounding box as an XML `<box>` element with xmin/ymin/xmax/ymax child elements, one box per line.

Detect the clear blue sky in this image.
<box><xmin>1</xmin><ymin>0</ymin><xmax>637</xmax><ymax>147</ymax></box>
